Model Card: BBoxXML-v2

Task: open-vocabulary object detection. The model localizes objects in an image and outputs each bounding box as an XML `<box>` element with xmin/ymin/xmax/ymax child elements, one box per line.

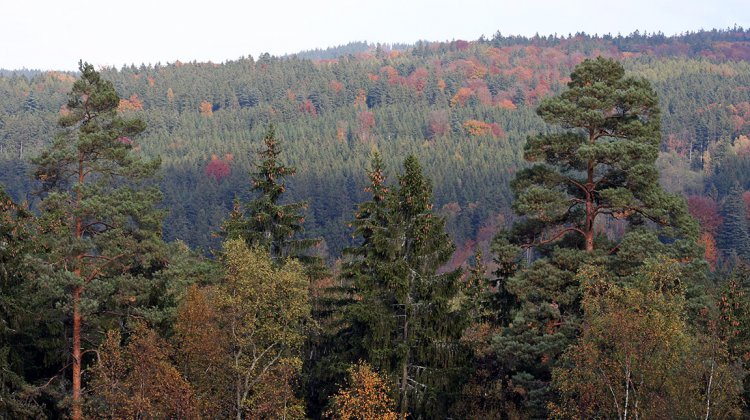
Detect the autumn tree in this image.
<box><xmin>218</xmin><ymin>239</ymin><xmax>310</xmax><ymax>419</ymax></box>
<box><xmin>326</xmin><ymin>362</ymin><xmax>397</xmax><ymax>420</ymax></box>
<box><xmin>31</xmin><ymin>61</ymin><xmax>162</xmax><ymax>420</ymax></box>
<box><xmin>86</xmin><ymin>322</ymin><xmax>198</xmax><ymax>418</ymax></box>
<box><xmin>551</xmin><ymin>258</ymin><xmax>742</xmax><ymax>419</ymax></box>
<box><xmin>174</xmin><ymin>285</ymin><xmax>231</xmax><ymax>417</ymax></box>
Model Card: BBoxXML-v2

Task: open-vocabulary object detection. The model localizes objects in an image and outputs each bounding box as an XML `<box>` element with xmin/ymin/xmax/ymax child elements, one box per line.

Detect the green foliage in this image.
<box><xmin>30</xmin><ymin>61</ymin><xmax>165</xmax><ymax>418</ymax></box>
<box><xmin>484</xmin><ymin>57</ymin><xmax>705</xmax><ymax>418</ymax></box>
<box><xmin>552</xmin><ymin>258</ymin><xmax>743</xmax><ymax>419</ymax></box>
<box><xmin>342</xmin><ymin>155</ymin><xmax>469</xmax><ymax>418</ymax></box>
<box><xmin>218</xmin><ymin>239</ymin><xmax>311</xmax><ymax>418</ymax></box>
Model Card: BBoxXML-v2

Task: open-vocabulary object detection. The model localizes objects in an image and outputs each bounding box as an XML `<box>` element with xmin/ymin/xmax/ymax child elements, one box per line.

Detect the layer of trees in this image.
<box><xmin>1</xmin><ymin>29</ymin><xmax>749</xmax><ymax>264</ymax></box>
<box><xmin>1</xmin><ymin>32</ymin><xmax>750</xmax><ymax>418</ymax></box>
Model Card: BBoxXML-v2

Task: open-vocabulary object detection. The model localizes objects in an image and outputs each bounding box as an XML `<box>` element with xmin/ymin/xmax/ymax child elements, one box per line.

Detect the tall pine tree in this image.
<box><xmin>31</xmin><ymin>61</ymin><xmax>163</xmax><ymax>420</ymax></box>
<box><xmin>486</xmin><ymin>57</ymin><xmax>701</xmax><ymax>417</ymax></box>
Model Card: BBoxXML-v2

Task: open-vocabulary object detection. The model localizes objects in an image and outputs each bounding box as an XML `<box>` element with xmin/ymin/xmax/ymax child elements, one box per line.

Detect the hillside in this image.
<box><xmin>1</xmin><ymin>28</ymin><xmax>749</xmax><ymax>259</ymax></box>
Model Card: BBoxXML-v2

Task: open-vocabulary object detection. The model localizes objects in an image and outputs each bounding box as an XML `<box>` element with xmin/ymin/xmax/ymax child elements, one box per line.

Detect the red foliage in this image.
<box><xmin>687</xmin><ymin>195</ymin><xmax>723</xmax><ymax>234</ymax></box>
<box><xmin>300</xmin><ymin>99</ymin><xmax>317</xmax><ymax>116</ymax></box>
<box><xmin>455</xmin><ymin>40</ymin><xmax>470</xmax><ymax>51</ymax></box>
<box><xmin>205</xmin><ymin>155</ymin><xmax>231</xmax><ymax>182</ymax></box>
<box><xmin>357</xmin><ymin>111</ymin><xmax>376</xmax><ymax>142</ymax></box>
<box><xmin>329</xmin><ymin>80</ymin><xmax>344</xmax><ymax>93</ymax></box>
<box><xmin>407</xmin><ymin>67</ymin><xmax>429</xmax><ymax>92</ymax></box>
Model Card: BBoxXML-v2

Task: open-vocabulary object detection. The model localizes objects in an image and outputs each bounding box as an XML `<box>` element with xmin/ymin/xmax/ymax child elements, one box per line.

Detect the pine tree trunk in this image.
<box><xmin>585</xmin><ymin>155</ymin><xmax>595</xmax><ymax>252</ymax></box>
<box><xmin>72</xmin><ymin>284</ymin><xmax>83</xmax><ymax>420</ymax></box>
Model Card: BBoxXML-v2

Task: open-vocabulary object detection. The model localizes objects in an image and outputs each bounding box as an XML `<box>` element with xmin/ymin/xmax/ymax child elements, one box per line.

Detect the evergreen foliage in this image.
<box><xmin>343</xmin><ymin>155</ymin><xmax>468</xmax><ymax>418</ymax></box>
<box><xmin>30</xmin><ymin>61</ymin><xmax>163</xmax><ymax>419</ymax></box>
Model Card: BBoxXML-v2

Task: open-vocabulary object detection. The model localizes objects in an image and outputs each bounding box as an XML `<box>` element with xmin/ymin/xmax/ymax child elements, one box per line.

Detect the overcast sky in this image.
<box><xmin>1</xmin><ymin>0</ymin><xmax>748</xmax><ymax>71</ymax></box>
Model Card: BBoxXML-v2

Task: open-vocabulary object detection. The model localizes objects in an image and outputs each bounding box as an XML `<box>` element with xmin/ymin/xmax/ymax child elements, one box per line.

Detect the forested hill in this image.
<box><xmin>1</xmin><ymin>28</ymin><xmax>750</xmax><ymax>259</ymax></box>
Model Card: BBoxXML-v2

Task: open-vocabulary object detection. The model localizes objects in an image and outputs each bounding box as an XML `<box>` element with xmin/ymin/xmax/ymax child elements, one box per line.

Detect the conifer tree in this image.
<box><xmin>31</xmin><ymin>61</ymin><xmax>163</xmax><ymax>420</ymax></box>
<box><xmin>717</xmin><ymin>184</ymin><xmax>750</xmax><ymax>261</ymax></box>
<box><xmin>512</xmin><ymin>56</ymin><xmax>695</xmax><ymax>252</ymax></box>
<box><xmin>0</xmin><ymin>187</ymin><xmax>42</xmax><ymax>417</ymax></box>
<box><xmin>344</xmin><ymin>155</ymin><xmax>468</xmax><ymax>418</ymax></box>
<box><xmin>487</xmin><ymin>57</ymin><xmax>702</xmax><ymax>417</ymax></box>
<box><xmin>223</xmin><ymin>124</ymin><xmax>320</xmax><ymax>265</ymax></box>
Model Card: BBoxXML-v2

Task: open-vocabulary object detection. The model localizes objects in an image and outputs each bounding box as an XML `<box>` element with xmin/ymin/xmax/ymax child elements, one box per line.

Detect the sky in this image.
<box><xmin>1</xmin><ymin>0</ymin><xmax>748</xmax><ymax>71</ymax></box>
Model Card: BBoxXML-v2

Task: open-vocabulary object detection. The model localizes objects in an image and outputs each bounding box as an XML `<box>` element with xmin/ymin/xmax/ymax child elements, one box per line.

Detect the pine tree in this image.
<box><xmin>512</xmin><ymin>56</ymin><xmax>696</xmax><ymax>252</ymax></box>
<box><xmin>486</xmin><ymin>57</ymin><xmax>702</xmax><ymax>417</ymax></box>
<box><xmin>31</xmin><ymin>61</ymin><xmax>163</xmax><ymax>420</ymax></box>
<box><xmin>344</xmin><ymin>155</ymin><xmax>468</xmax><ymax>418</ymax></box>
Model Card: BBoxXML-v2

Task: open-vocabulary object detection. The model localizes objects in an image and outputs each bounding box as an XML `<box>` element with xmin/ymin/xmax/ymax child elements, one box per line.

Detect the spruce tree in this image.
<box><xmin>717</xmin><ymin>184</ymin><xmax>750</xmax><ymax>261</ymax></box>
<box><xmin>31</xmin><ymin>61</ymin><xmax>163</xmax><ymax>420</ymax></box>
<box><xmin>344</xmin><ymin>155</ymin><xmax>468</xmax><ymax>418</ymax></box>
<box><xmin>223</xmin><ymin>124</ymin><xmax>321</xmax><ymax>266</ymax></box>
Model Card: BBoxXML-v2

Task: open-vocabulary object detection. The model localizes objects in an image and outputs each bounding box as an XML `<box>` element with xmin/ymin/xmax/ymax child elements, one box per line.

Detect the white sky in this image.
<box><xmin>1</xmin><ymin>0</ymin><xmax>748</xmax><ymax>71</ymax></box>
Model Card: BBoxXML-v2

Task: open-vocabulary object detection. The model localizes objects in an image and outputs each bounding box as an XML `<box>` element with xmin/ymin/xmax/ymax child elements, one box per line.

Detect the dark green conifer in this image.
<box><xmin>487</xmin><ymin>57</ymin><xmax>701</xmax><ymax>417</ymax></box>
<box><xmin>344</xmin><ymin>155</ymin><xmax>468</xmax><ymax>418</ymax></box>
<box><xmin>223</xmin><ymin>124</ymin><xmax>321</xmax><ymax>266</ymax></box>
<box><xmin>717</xmin><ymin>184</ymin><xmax>750</xmax><ymax>261</ymax></box>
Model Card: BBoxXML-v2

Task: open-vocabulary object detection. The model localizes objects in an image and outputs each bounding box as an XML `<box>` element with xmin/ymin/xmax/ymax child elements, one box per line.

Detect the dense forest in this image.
<box><xmin>1</xmin><ymin>28</ymin><xmax>750</xmax><ymax>418</ymax></box>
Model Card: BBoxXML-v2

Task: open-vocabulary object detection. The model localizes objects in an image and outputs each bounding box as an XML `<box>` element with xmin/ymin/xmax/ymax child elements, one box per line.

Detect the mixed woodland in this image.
<box><xmin>1</xmin><ymin>28</ymin><xmax>750</xmax><ymax>418</ymax></box>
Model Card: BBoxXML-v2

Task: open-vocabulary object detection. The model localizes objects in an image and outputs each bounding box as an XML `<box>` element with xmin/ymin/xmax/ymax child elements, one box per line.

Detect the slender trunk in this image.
<box><xmin>71</xmin><ymin>155</ymin><xmax>85</xmax><ymax>420</ymax></box>
<box><xmin>585</xmin><ymin>160</ymin><xmax>595</xmax><ymax>252</ymax></box>
<box><xmin>72</xmin><ymin>284</ymin><xmax>83</xmax><ymax>420</ymax></box>
<box><xmin>585</xmin><ymin>132</ymin><xmax>596</xmax><ymax>252</ymax></box>
<box><xmin>705</xmin><ymin>360</ymin><xmax>714</xmax><ymax>420</ymax></box>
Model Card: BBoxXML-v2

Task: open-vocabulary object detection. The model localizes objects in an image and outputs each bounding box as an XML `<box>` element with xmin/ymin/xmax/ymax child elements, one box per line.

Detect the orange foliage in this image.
<box><xmin>437</xmin><ymin>78</ymin><xmax>446</xmax><ymax>91</ymax></box>
<box><xmin>463</xmin><ymin>120</ymin><xmax>492</xmax><ymax>136</ymax></box>
<box><xmin>166</xmin><ymin>88</ymin><xmax>175</xmax><ymax>103</ymax></box>
<box><xmin>117</xmin><ymin>94</ymin><xmax>144</xmax><ymax>113</ymax></box>
<box><xmin>199</xmin><ymin>101</ymin><xmax>213</xmax><ymax>116</ymax></box>
<box><xmin>498</xmin><ymin>98</ymin><xmax>517</xmax><ymax>110</ymax></box>
<box><xmin>147</xmin><ymin>76</ymin><xmax>155</xmax><ymax>86</ymax></box>
<box><xmin>326</xmin><ymin>362</ymin><xmax>397</xmax><ymax>420</ymax></box>
<box><xmin>380</xmin><ymin>66</ymin><xmax>400</xmax><ymax>85</ymax></box>
<box><xmin>450</xmin><ymin>87</ymin><xmax>473</xmax><ymax>107</ymax></box>
<box><xmin>700</xmin><ymin>231</ymin><xmax>718</xmax><ymax>269</ymax></box>
<box><xmin>354</xmin><ymin>89</ymin><xmax>367</xmax><ymax>109</ymax></box>
<box><xmin>88</xmin><ymin>323</ymin><xmax>198</xmax><ymax>418</ymax></box>
<box><xmin>463</xmin><ymin>120</ymin><xmax>503</xmax><ymax>137</ymax></box>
